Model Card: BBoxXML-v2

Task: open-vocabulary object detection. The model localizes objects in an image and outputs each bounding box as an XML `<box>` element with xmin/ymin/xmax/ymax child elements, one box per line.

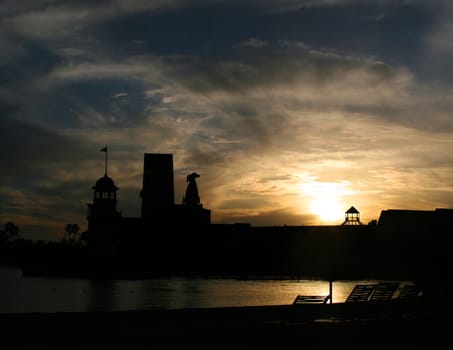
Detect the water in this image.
<box><xmin>0</xmin><ymin>266</ymin><xmax>413</xmax><ymax>313</ymax></box>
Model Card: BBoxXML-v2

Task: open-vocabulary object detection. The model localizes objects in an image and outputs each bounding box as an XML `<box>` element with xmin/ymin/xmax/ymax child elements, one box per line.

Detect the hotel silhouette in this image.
<box><xmin>82</xmin><ymin>149</ymin><xmax>452</xmax><ymax>281</ymax></box>
<box><xmin>85</xmin><ymin>152</ymin><xmax>210</xmax><ymax>259</ymax></box>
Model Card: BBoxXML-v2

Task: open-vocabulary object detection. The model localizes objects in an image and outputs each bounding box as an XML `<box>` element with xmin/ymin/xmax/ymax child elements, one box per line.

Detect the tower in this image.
<box><xmin>140</xmin><ymin>153</ymin><xmax>175</xmax><ymax>219</ymax></box>
<box><xmin>342</xmin><ymin>206</ymin><xmax>363</xmax><ymax>225</ymax></box>
<box><xmin>86</xmin><ymin>146</ymin><xmax>121</xmax><ymax>256</ymax></box>
<box><xmin>88</xmin><ymin>174</ymin><xmax>119</xmax><ymax>217</ymax></box>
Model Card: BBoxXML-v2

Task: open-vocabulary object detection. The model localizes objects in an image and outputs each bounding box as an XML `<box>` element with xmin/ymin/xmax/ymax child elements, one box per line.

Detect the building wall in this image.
<box><xmin>141</xmin><ymin>153</ymin><xmax>175</xmax><ymax>219</ymax></box>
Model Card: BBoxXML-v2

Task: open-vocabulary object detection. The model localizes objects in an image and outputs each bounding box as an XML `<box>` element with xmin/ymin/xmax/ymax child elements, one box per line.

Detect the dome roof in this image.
<box><xmin>92</xmin><ymin>174</ymin><xmax>119</xmax><ymax>191</ymax></box>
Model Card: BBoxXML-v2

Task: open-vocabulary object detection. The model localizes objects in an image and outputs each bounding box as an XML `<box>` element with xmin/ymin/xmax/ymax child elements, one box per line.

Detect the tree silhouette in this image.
<box><xmin>0</xmin><ymin>222</ymin><xmax>19</xmax><ymax>243</ymax></box>
<box><xmin>64</xmin><ymin>224</ymin><xmax>80</xmax><ymax>243</ymax></box>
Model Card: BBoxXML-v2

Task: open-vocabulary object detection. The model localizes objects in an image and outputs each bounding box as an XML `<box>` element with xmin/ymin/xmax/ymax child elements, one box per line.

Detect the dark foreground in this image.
<box><xmin>0</xmin><ymin>300</ymin><xmax>448</xmax><ymax>349</ymax></box>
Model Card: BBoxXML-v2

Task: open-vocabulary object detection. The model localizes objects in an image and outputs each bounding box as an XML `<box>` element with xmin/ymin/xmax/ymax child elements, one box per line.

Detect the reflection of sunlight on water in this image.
<box><xmin>171</xmin><ymin>278</ymin><xmax>205</xmax><ymax>309</ymax></box>
<box><xmin>0</xmin><ymin>267</ymin><xmax>416</xmax><ymax>313</ymax></box>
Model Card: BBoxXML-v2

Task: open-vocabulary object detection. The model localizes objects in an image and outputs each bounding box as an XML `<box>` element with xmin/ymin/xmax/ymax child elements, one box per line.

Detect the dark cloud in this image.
<box><xmin>0</xmin><ymin>116</ymin><xmax>91</xmax><ymax>184</ymax></box>
<box><xmin>218</xmin><ymin>207</ymin><xmax>318</xmax><ymax>227</ymax></box>
<box><xmin>2</xmin><ymin>0</ymin><xmax>453</xmax><ymax>239</ymax></box>
<box><xmin>0</xmin><ymin>133</ymin><xmax>94</xmax><ymax>240</ymax></box>
<box><xmin>161</xmin><ymin>45</ymin><xmax>403</xmax><ymax>95</ymax></box>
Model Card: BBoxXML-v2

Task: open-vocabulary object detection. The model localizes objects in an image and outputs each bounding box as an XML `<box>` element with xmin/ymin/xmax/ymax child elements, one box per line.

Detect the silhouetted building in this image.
<box><xmin>85</xmin><ymin>151</ymin><xmax>211</xmax><ymax>260</ymax></box>
<box><xmin>86</xmin><ymin>174</ymin><xmax>121</xmax><ymax>257</ymax></box>
<box><xmin>377</xmin><ymin>208</ymin><xmax>453</xmax><ymax>240</ymax></box>
<box><xmin>81</xmin><ymin>149</ymin><xmax>452</xmax><ymax>281</ymax></box>
<box><xmin>342</xmin><ymin>206</ymin><xmax>363</xmax><ymax>225</ymax></box>
<box><xmin>138</xmin><ymin>153</ymin><xmax>210</xmax><ymax>227</ymax></box>
<box><xmin>376</xmin><ymin>208</ymin><xmax>453</xmax><ymax>286</ymax></box>
<box><xmin>140</xmin><ymin>153</ymin><xmax>175</xmax><ymax>219</ymax></box>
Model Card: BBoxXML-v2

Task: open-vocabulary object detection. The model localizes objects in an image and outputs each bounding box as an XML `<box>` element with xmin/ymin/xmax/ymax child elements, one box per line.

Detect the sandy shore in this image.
<box><xmin>0</xmin><ymin>303</ymin><xmax>447</xmax><ymax>348</ymax></box>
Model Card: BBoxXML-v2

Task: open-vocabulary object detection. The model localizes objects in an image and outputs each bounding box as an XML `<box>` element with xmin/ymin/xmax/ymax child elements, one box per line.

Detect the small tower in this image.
<box><xmin>88</xmin><ymin>174</ymin><xmax>119</xmax><ymax>217</ymax></box>
<box><xmin>342</xmin><ymin>206</ymin><xmax>363</xmax><ymax>225</ymax></box>
<box><xmin>140</xmin><ymin>153</ymin><xmax>175</xmax><ymax>219</ymax></box>
<box><xmin>87</xmin><ymin>146</ymin><xmax>119</xmax><ymax>220</ymax></box>
<box><xmin>85</xmin><ymin>146</ymin><xmax>121</xmax><ymax>256</ymax></box>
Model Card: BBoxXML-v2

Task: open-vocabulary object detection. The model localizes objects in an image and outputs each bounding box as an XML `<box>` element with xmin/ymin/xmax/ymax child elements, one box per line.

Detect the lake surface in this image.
<box><xmin>0</xmin><ymin>266</ymin><xmax>414</xmax><ymax>313</ymax></box>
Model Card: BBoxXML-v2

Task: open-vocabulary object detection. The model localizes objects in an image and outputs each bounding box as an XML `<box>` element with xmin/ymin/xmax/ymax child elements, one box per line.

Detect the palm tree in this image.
<box><xmin>64</xmin><ymin>224</ymin><xmax>80</xmax><ymax>243</ymax></box>
<box><xmin>0</xmin><ymin>222</ymin><xmax>19</xmax><ymax>243</ymax></box>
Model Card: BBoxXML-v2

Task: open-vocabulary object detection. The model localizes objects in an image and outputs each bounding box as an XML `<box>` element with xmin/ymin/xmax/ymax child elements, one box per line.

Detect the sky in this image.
<box><xmin>2</xmin><ymin>0</ymin><xmax>453</xmax><ymax>241</ymax></box>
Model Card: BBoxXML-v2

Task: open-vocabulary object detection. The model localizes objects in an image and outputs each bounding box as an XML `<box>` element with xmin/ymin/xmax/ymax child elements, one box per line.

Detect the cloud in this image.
<box><xmin>214</xmin><ymin>206</ymin><xmax>318</xmax><ymax>226</ymax></box>
<box><xmin>0</xmin><ymin>0</ymin><xmax>419</xmax><ymax>49</ymax></box>
<box><xmin>151</xmin><ymin>42</ymin><xmax>453</xmax><ymax>140</ymax></box>
<box><xmin>21</xmin><ymin>39</ymin><xmax>453</xmax><ymax>188</ymax></box>
<box><xmin>2</xmin><ymin>0</ymin><xmax>453</xmax><ymax>240</ymax></box>
<box><xmin>0</xmin><ymin>116</ymin><xmax>102</xmax><ymax>240</ymax></box>
<box><xmin>0</xmin><ymin>32</ymin><xmax>25</xmax><ymax>64</ymax></box>
<box><xmin>0</xmin><ymin>117</ymin><xmax>90</xmax><ymax>183</ymax></box>
<box><xmin>236</xmin><ymin>37</ymin><xmax>270</xmax><ymax>48</ymax></box>
<box><xmin>1</xmin><ymin>0</ymin><xmax>223</xmax><ymax>45</ymax></box>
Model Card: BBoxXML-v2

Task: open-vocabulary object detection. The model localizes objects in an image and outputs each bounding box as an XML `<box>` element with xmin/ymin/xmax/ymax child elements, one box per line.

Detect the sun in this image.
<box><xmin>300</xmin><ymin>180</ymin><xmax>352</xmax><ymax>224</ymax></box>
<box><xmin>309</xmin><ymin>195</ymin><xmax>345</xmax><ymax>223</ymax></box>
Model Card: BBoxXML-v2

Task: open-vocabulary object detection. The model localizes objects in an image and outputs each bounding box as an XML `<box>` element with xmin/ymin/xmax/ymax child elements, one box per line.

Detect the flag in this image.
<box><xmin>100</xmin><ymin>146</ymin><xmax>107</xmax><ymax>152</ymax></box>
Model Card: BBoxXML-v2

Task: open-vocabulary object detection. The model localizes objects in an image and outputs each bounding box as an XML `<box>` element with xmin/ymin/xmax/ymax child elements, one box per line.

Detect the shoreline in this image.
<box><xmin>1</xmin><ymin>302</ymin><xmax>447</xmax><ymax>347</ymax></box>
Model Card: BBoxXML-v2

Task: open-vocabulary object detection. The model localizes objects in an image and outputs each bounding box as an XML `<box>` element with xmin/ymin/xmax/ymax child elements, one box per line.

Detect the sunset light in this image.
<box><xmin>310</xmin><ymin>196</ymin><xmax>345</xmax><ymax>224</ymax></box>
<box><xmin>1</xmin><ymin>3</ymin><xmax>452</xmax><ymax>344</ymax></box>
<box><xmin>3</xmin><ymin>1</ymin><xmax>453</xmax><ymax>241</ymax></box>
<box><xmin>301</xmin><ymin>181</ymin><xmax>353</xmax><ymax>224</ymax></box>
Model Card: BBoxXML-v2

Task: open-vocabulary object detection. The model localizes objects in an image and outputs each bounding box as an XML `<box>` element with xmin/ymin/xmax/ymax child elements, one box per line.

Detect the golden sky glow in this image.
<box><xmin>2</xmin><ymin>1</ymin><xmax>453</xmax><ymax>241</ymax></box>
<box><xmin>300</xmin><ymin>181</ymin><xmax>354</xmax><ymax>224</ymax></box>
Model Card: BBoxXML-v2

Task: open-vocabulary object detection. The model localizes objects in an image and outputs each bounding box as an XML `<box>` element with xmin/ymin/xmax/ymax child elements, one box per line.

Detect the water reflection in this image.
<box><xmin>0</xmin><ymin>267</ymin><xmax>416</xmax><ymax>313</ymax></box>
<box><xmin>171</xmin><ymin>278</ymin><xmax>204</xmax><ymax>309</ymax></box>
<box><xmin>86</xmin><ymin>279</ymin><xmax>116</xmax><ymax>312</ymax></box>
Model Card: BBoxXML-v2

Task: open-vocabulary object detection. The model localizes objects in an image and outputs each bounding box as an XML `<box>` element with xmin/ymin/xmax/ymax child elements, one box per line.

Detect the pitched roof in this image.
<box><xmin>346</xmin><ymin>206</ymin><xmax>359</xmax><ymax>213</ymax></box>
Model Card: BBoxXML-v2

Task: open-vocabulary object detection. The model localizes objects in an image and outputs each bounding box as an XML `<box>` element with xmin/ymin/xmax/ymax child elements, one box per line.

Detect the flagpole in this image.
<box><xmin>100</xmin><ymin>146</ymin><xmax>108</xmax><ymax>176</ymax></box>
<box><xmin>105</xmin><ymin>146</ymin><xmax>108</xmax><ymax>176</ymax></box>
